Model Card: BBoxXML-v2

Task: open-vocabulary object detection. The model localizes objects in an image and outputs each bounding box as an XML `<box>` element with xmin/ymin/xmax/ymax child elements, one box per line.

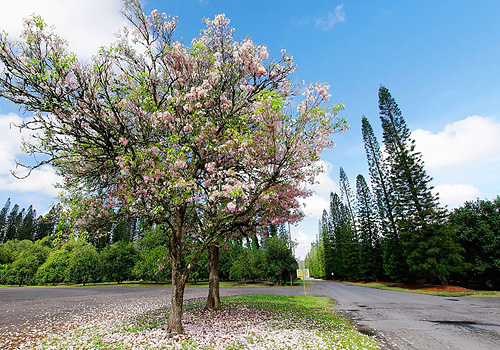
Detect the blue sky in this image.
<box><xmin>1</xmin><ymin>1</ymin><xmax>500</xmax><ymax>258</ymax></box>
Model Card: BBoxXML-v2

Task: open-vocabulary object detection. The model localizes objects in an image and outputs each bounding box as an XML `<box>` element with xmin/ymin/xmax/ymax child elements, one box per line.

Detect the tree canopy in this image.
<box><xmin>0</xmin><ymin>0</ymin><xmax>345</xmax><ymax>333</ymax></box>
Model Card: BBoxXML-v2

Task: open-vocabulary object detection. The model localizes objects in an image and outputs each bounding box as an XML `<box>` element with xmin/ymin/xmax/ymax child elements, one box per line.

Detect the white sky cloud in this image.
<box><xmin>315</xmin><ymin>4</ymin><xmax>346</xmax><ymax>31</ymax></box>
<box><xmin>0</xmin><ymin>113</ymin><xmax>23</xmax><ymax>173</ymax></box>
<box><xmin>0</xmin><ymin>165</ymin><xmax>61</xmax><ymax>196</ymax></box>
<box><xmin>291</xmin><ymin>229</ymin><xmax>314</xmax><ymax>261</ymax></box>
<box><xmin>0</xmin><ymin>0</ymin><xmax>125</xmax><ymax>58</ymax></box>
<box><xmin>0</xmin><ymin>113</ymin><xmax>61</xmax><ymax>196</ymax></box>
<box><xmin>432</xmin><ymin>183</ymin><xmax>481</xmax><ymax>209</ymax></box>
<box><xmin>300</xmin><ymin>160</ymin><xmax>339</xmax><ymax>219</ymax></box>
<box><xmin>411</xmin><ymin>115</ymin><xmax>500</xmax><ymax>172</ymax></box>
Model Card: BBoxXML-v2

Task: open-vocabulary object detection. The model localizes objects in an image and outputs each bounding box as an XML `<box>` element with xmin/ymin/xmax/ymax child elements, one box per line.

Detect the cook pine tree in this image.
<box><xmin>378</xmin><ymin>85</ymin><xmax>462</xmax><ymax>284</ymax></box>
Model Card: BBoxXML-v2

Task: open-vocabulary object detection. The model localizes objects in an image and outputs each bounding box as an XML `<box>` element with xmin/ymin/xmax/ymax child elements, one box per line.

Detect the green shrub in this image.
<box><xmin>36</xmin><ymin>249</ymin><xmax>70</xmax><ymax>285</ymax></box>
<box><xmin>100</xmin><ymin>241</ymin><xmax>139</xmax><ymax>283</ymax></box>
<box><xmin>67</xmin><ymin>242</ymin><xmax>100</xmax><ymax>285</ymax></box>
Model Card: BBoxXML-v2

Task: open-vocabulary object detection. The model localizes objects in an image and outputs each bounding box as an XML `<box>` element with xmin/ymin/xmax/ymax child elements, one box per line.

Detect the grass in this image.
<box><xmin>343</xmin><ymin>281</ymin><xmax>500</xmax><ymax>297</ymax></box>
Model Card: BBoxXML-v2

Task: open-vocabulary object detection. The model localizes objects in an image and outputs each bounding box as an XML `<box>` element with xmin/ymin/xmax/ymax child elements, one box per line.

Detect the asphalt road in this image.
<box><xmin>1</xmin><ymin>282</ymin><xmax>500</xmax><ymax>349</ymax></box>
<box><xmin>310</xmin><ymin>280</ymin><xmax>500</xmax><ymax>350</ymax></box>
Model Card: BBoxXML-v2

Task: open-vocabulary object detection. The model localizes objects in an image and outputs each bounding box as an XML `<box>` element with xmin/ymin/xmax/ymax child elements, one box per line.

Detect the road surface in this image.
<box><xmin>310</xmin><ymin>279</ymin><xmax>500</xmax><ymax>350</ymax></box>
<box><xmin>1</xmin><ymin>282</ymin><xmax>500</xmax><ymax>349</ymax></box>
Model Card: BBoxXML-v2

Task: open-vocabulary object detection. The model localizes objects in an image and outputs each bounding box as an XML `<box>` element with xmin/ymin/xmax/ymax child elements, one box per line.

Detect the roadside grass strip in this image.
<box><xmin>31</xmin><ymin>295</ymin><xmax>379</xmax><ymax>349</ymax></box>
<box><xmin>344</xmin><ymin>281</ymin><xmax>500</xmax><ymax>297</ymax></box>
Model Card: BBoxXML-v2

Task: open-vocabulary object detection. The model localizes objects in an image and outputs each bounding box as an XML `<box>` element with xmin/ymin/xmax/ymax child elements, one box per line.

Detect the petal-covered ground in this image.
<box><xmin>3</xmin><ymin>295</ymin><xmax>379</xmax><ymax>349</ymax></box>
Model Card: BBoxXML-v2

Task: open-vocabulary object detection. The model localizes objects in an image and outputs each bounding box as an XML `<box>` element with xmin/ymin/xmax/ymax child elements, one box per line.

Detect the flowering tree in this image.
<box><xmin>0</xmin><ymin>0</ymin><xmax>345</xmax><ymax>333</ymax></box>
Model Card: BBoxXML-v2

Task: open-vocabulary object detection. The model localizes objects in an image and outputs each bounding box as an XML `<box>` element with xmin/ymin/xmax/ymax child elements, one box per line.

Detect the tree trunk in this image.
<box><xmin>167</xmin><ymin>240</ymin><xmax>187</xmax><ymax>334</ymax></box>
<box><xmin>205</xmin><ymin>243</ymin><xmax>221</xmax><ymax>310</ymax></box>
<box><xmin>166</xmin><ymin>208</ymin><xmax>188</xmax><ymax>334</ymax></box>
<box><xmin>167</xmin><ymin>257</ymin><xmax>187</xmax><ymax>334</ymax></box>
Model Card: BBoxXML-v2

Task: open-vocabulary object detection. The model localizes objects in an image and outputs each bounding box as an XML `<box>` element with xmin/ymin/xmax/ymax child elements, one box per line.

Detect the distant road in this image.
<box><xmin>309</xmin><ymin>279</ymin><xmax>500</xmax><ymax>350</ymax></box>
<box><xmin>1</xmin><ymin>282</ymin><xmax>500</xmax><ymax>349</ymax></box>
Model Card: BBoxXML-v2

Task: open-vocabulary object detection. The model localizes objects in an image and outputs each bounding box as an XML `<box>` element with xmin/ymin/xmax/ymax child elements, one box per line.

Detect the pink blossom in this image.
<box><xmin>259</xmin><ymin>46</ymin><xmax>269</xmax><ymax>60</ymax></box>
<box><xmin>119</xmin><ymin>137</ymin><xmax>128</xmax><ymax>146</ymax></box>
<box><xmin>239</xmin><ymin>84</ymin><xmax>254</xmax><ymax>92</ymax></box>
<box><xmin>174</xmin><ymin>159</ymin><xmax>187</xmax><ymax>170</ymax></box>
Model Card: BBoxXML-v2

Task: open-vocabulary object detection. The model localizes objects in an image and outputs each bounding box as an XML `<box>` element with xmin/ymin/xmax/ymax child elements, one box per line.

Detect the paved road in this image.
<box><xmin>309</xmin><ymin>280</ymin><xmax>500</xmax><ymax>350</ymax></box>
<box><xmin>0</xmin><ymin>285</ymin><xmax>303</xmax><ymax>335</ymax></box>
<box><xmin>1</xmin><ymin>282</ymin><xmax>500</xmax><ymax>349</ymax></box>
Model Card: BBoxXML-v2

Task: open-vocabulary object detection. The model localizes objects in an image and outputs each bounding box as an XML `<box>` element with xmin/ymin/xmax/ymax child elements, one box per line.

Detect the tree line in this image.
<box><xmin>306</xmin><ymin>86</ymin><xmax>500</xmax><ymax>290</ymax></box>
<box><xmin>0</xmin><ymin>222</ymin><xmax>297</xmax><ymax>287</ymax></box>
<box><xmin>0</xmin><ymin>199</ymin><xmax>60</xmax><ymax>243</ymax></box>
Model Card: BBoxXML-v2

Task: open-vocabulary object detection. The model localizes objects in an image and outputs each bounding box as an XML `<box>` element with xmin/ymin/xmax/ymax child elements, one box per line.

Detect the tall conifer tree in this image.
<box><xmin>361</xmin><ymin>115</ymin><xmax>405</xmax><ymax>279</ymax></box>
<box><xmin>5</xmin><ymin>204</ymin><xmax>20</xmax><ymax>241</ymax></box>
<box><xmin>339</xmin><ymin>167</ymin><xmax>356</xmax><ymax>229</ymax></box>
<box><xmin>355</xmin><ymin>174</ymin><xmax>381</xmax><ymax>280</ymax></box>
<box><xmin>0</xmin><ymin>198</ymin><xmax>11</xmax><ymax>243</ymax></box>
<box><xmin>378</xmin><ymin>85</ymin><xmax>461</xmax><ymax>283</ymax></box>
<box><xmin>18</xmin><ymin>205</ymin><xmax>36</xmax><ymax>241</ymax></box>
<box><xmin>361</xmin><ymin>116</ymin><xmax>398</xmax><ymax>237</ymax></box>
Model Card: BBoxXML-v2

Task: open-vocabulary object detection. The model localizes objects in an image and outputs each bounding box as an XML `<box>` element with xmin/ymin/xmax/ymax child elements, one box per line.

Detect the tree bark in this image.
<box><xmin>205</xmin><ymin>243</ymin><xmax>221</xmax><ymax>310</ymax></box>
<box><xmin>167</xmin><ymin>252</ymin><xmax>187</xmax><ymax>334</ymax></box>
<box><xmin>166</xmin><ymin>209</ymin><xmax>188</xmax><ymax>334</ymax></box>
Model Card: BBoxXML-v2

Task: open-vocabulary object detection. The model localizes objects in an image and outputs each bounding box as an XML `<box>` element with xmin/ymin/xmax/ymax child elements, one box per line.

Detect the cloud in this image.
<box><xmin>0</xmin><ymin>113</ymin><xmax>62</xmax><ymax>196</ymax></box>
<box><xmin>0</xmin><ymin>0</ymin><xmax>125</xmax><ymax>58</ymax></box>
<box><xmin>301</xmin><ymin>195</ymin><xmax>329</xmax><ymax>220</ymax></box>
<box><xmin>432</xmin><ymin>183</ymin><xmax>481</xmax><ymax>209</ymax></box>
<box><xmin>411</xmin><ymin>115</ymin><xmax>500</xmax><ymax>172</ymax></box>
<box><xmin>315</xmin><ymin>5</ymin><xmax>346</xmax><ymax>31</ymax></box>
<box><xmin>291</xmin><ymin>229</ymin><xmax>315</xmax><ymax>260</ymax></box>
<box><xmin>300</xmin><ymin>160</ymin><xmax>339</xmax><ymax>219</ymax></box>
<box><xmin>291</xmin><ymin>17</ymin><xmax>311</xmax><ymax>27</ymax></box>
<box><xmin>0</xmin><ymin>165</ymin><xmax>61</xmax><ymax>197</ymax></box>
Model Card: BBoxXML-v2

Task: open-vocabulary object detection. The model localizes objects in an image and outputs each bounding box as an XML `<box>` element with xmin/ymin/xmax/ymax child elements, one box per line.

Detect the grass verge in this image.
<box><xmin>343</xmin><ymin>281</ymin><xmax>500</xmax><ymax>297</ymax></box>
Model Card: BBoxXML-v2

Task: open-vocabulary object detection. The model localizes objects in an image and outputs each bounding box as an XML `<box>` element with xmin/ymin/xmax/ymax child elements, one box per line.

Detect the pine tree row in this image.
<box><xmin>306</xmin><ymin>86</ymin><xmax>463</xmax><ymax>284</ymax></box>
<box><xmin>0</xmin><ymin>199</ymin><xmax>61</xmax><ymax>243</ymax></box>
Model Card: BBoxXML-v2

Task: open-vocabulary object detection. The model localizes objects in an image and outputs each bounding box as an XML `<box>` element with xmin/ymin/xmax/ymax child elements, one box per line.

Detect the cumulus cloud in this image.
<box><xmin>315</xmin><ymin>5</ymin><xmax>346</xmax><ymax>31</ymax></box>
<box><xmin>301</xmin><ymin>195</ymin><xmax>329</xmax><ymax>220</ymax></box>
<box><xmin>432</xmin><ymin>183</ymin><xmax>481</xmax><ymax>209</ymax></box>
<box><xmin>0</xmin><ymin>113</ymin><xmax>62</xmax><ymax>196</ymax></box>
<box><xmin>300</xmin><ymin>160</ymin><xmax>339</xmax><ymax>219</ymax></box>
<box><xmin>291</xmin><ymin>229</ymin><xmax>315</xmax><ymax>260</ymax></box>
<box><xmin>0</xmin><ymin>0</ymin><xmax>125</xmax><ymax>58</ymax></box>
<box><xmin>0</xmin><ymin>165</ymin><xmax>61</xmax><ymax>196</ymax></box>
<box><xmin>411</xmin><ymin>115</ymin><xmax>500</xmax><ymax>172</ymax></box>
<box><xmin>0</xmin><ymin>113</ymin><xmax>23</xmax><ymax>173</ymax></box>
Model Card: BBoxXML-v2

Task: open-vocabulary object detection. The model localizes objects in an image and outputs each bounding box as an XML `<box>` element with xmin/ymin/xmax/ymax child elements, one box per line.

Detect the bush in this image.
<box><xmin>133</xmin><ymin>245</ymin><xmax>169</xmax><ymax>282</ymax></box>
<box><xmin>1</xmin><ymin>240</ymin><xmax>50</xmax><ymax>285</ymax></box>
<box><xmin>263</xmin><ymin>235</ymin><xmax>298</xmax><ymax>285</ymax></box>
<box><xmin>36</xmin><ymin>249</ymin><xmax>70</xmax><ymax>285</ymax></box>
<box><xmin>67</xmin><ymin>242</ymin><xmax>100</xmax><ymax>285</ymax></box>
<box><xmin>229</xmin><ymin>249</ymin><xmax>265</xmax><ymax>282</ymax></box>
<box><xmin>100</xmin><ymin>241</ymin><xmax>139</xmax><ymax>283</ymax></box>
